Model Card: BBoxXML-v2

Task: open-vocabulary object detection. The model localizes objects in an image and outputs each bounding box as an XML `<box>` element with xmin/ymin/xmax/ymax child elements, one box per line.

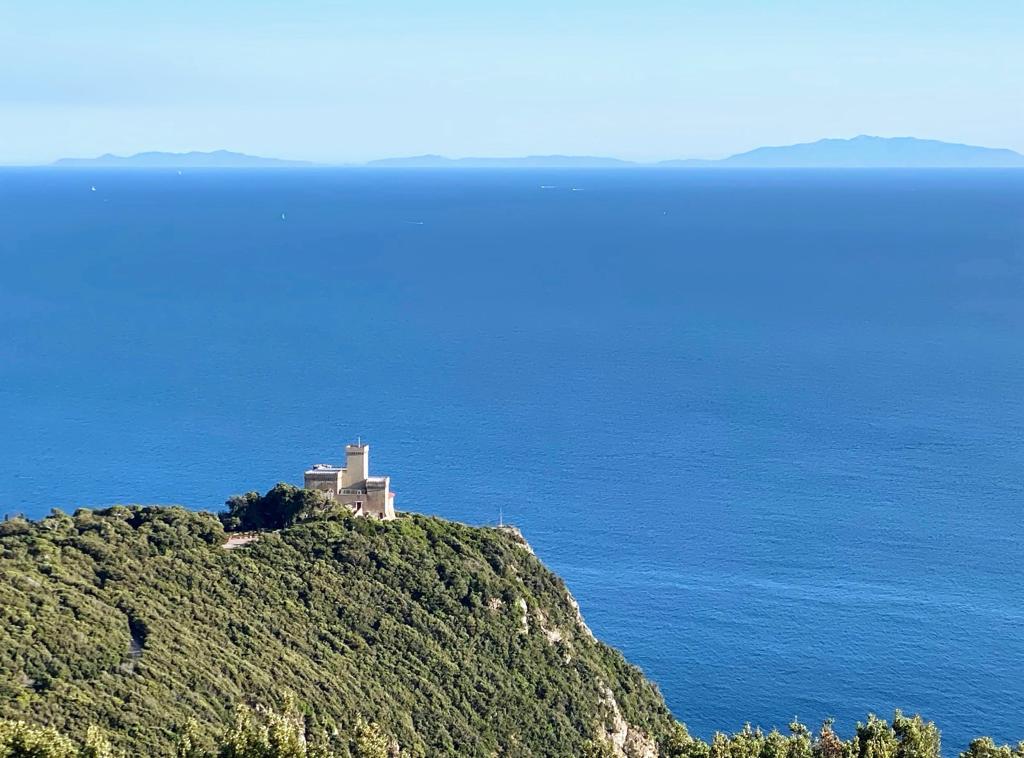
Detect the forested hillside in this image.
<box><xmin>0</xmin><ymin>492</ymin><xmax>674</xmax><ymax>756</ymax></box>
<box><xmin>1</xmin><ymin>489</ymin><xmax>1021</xmax><ymax>757</ymax></box>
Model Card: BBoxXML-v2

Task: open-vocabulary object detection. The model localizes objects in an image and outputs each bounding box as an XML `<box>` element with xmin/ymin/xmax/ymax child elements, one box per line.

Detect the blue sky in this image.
<box><xmin>1</xmin><ymin>1</ymin><xmax>1021</xmax><ymax>163</ymax></box>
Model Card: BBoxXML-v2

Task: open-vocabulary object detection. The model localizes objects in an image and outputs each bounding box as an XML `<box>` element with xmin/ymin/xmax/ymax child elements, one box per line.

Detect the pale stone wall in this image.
<box><xmin>303</xmin><ymin>443</ymin><xmax>395</xmax><ymax>520</ymax></box>
<box><xmin>304</xmin><ymin>469</ymin><xmax>342</xmax><ymax>494</ymax></box>
<box><xmin>334</xmin><ymin>478</ymin><xmax>393</xmax><ymax>520</ymax></box>
<box><xmin>365</xmin><ymin>478</ymin><xmax>394</xmax><ymax>520</ymax></box>
<box><xmin>342</xmin><ymin>445</ymin><xmax>369</xmax><ymax>486</ymax></box>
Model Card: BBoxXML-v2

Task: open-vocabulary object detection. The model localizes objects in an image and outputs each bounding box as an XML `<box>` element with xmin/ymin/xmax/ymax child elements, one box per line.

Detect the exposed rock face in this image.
<box><xmin>500</xmin><ymin>525</ymin><xmax>596</xmax><ymax>643</ymax></box>
<box><xmin>537</xmin><ymin>610</ymin><xmax>564</xmax><ymax>645</ymax></box>
<box><xmin>517</xmin><ymin>597</ymin><xmax>530</xmax><ymax>634</ymax></box>
<box><xmin>598</xmin><ymin>685</ymin><xmax>660</xmax><ymax>758</ymax></box>
<box><xmin>566</xmin><ymin>590</ymin><xmax>596</xmax><ymax>640</ymax></box>
<box><xmin>496</xmin><ymin>524</ymin><xmax>534</xmax><ymax>554</ymax></box>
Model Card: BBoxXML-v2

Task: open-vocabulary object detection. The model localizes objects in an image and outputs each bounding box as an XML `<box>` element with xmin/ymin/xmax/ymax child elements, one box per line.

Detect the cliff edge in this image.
<box><xmin>0</xmin><ymin>499</ymin><xmax>675</xmax><ymax>756</ymax></box>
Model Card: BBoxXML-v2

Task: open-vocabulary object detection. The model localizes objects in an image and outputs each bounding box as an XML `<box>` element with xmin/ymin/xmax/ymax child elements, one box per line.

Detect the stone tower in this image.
<box><xmin>304</xmin><ymin>441</ymin><xmax>395</xmax><ymax>520</ymax></box>
<box><xmin>342</xmin><ymin>444</ymin><xmax>369</xmax><ymax>487</ymax></box>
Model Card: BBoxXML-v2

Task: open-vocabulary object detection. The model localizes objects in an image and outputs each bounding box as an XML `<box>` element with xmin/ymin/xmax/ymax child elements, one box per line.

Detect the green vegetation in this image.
<box><xmin>1</xmin><ymin>486</ymin><xmax>1020</xmax><ymax>757</ymax></box>
<box><xmin>3</xmin><ymin>705</ymin><xmax>1022</xmax><ymax>758</ymax></box>
<box><xmin>659</xmin><ymin>714</ymin><xmax>1022</xmax><ymax>758</ymax></box>
<box><xmin>0</xmin><ymin>488</ymin><xmax>673</xmax><ymax>755</ymax></box>
<box><xmin>0</xmin><ymin>699</ymin><xmax>391</xmax><ymax>757</ymax></box>
<box><xmin>220</xmin><ymin>484</ymin><xmax>344</xmax><ymax>532</ymax></box>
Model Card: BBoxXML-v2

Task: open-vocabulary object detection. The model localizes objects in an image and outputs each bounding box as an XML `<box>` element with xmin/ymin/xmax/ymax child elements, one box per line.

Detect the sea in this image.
<box><xmin>1</xmin><ymin>168</ymin><xmax>1022</xmax><ymax>750</ymax></box>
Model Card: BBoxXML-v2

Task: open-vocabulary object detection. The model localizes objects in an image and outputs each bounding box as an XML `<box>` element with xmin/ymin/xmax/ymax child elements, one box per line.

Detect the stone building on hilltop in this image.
<box><xmin>304</xmin><ymin>443</ymin><xmax>395</xmax><ymax>520</ymax></box>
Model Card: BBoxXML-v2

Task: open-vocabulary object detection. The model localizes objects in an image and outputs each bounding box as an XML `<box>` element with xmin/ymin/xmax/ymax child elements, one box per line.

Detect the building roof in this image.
<box><xmin>305</xmin><ymin>464</ymin><xmax>344</xmax><ymax>475</ymax></box>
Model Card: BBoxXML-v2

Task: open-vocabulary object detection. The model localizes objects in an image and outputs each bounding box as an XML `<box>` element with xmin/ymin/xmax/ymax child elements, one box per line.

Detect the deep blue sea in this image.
<box><xmin>2</xmin><ymin>168</ymin><xmax>1022</xmax><ymax>750</ymax></box>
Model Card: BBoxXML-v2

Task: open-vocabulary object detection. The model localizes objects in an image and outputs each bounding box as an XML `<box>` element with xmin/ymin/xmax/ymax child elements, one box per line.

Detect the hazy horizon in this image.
<box><xmin>16</xmin><ymin>134</ymin><xmax>1023</xmax><ymax>168</ymax></box>
<box><xmin>2</xmin><ymin>1</ymin><xmax>1022</xmax><ymax>165</ymax></box>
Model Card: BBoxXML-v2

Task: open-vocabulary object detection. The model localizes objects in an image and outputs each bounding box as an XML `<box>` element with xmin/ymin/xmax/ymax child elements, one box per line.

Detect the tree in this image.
<box><xmin>663</xmin><ymin>722</ymin><xmax>711</xmax><ymax>758</ymax></box>
<box><xmin>174</xmin><ymin>721</ymin><xmax>208</xmax><ymax>758</ymax></box>
<box><xmin>960</xmin><ymin>738</ymin><xmax>1024</xmax><ymax>758</ymax></box>
<box><xmin>581</xmin><ymin>738</ymin><xmax>617</xmax><ymax>758</ymax></box>
<box><xmin>892</xmin><ymin>711</ymin><xmax>939</xmax><ymax>758</ymax></box>
<box><xmin>854</xmin><ymin>715</ymin><xmax>898</xmax><ymax>758</ymax></box>
<box><xmin>222</xmin><ymin>485</ymin><xmax>341</xmax><ymax>532</ymax></box>
<box><xmin>216</xmin><ymin>705</ymin><xmax>307</xmax><ymax>758</ymax></box>
<box><xmin>350</xmin><ymin>717</ymin><xmax>391</xmax><ymax>758</ymax></box>
<box><xmin>0</xmin><ymin>719</ymin><xmax>78</xmax><ymax>758</ymax></box>
<box><xmin>787</xmin><ymin>720</ymin><xmax>812</xmax><ymax>758</ymax></box>
<box><xmin>80</xmin><ymin>728</ymin><xmax>116</xmax><ymax>758</ymax></box>
<box><xmin>814</xmin><ymin>720</ymin><xmax>849</xmax><ymax>758</ymax></box>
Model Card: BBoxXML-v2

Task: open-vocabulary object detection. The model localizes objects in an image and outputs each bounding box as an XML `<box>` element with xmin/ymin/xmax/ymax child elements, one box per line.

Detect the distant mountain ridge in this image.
<box><xmin>53</xmin><ymin>150</ymin><xmax>313</xmax><ymax>168</ymax></box>
<box><xmin>658</xmin><ymin>135</ymin><xmax>1024</xmax><ymax>168</ymax></box>
<box><xmin>50</xmin><ymin>137</ymin><xmax>1024</xmax><ymax>169</ymax></box>
<box><xmin>369</xmin><ymin>137</ymin><xmax>1024</xmax><ymax>168</ymax></box>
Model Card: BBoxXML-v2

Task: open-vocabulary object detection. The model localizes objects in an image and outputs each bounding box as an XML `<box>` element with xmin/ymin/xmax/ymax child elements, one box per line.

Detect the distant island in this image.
<box><xmin>658</xmin><ymin>135</ymin><xmax>1024</xmax><ymax>168</ymax></box>
<box><xmin>53</xmin><ymin>149</ymin><xmax>313</xmax><ymax>168</ymax></box>
<box><xmin>48</xmin><ymin>136</ymin><xmax>1024</xmax><ymax>169</ymax></box>
<box><xmin>370</xmin><ymin>137</ymin><xmax>1024</xmax><ymax>169</ymax></box>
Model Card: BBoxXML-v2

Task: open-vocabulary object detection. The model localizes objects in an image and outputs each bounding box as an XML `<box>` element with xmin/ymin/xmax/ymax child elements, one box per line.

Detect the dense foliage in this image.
<box><xmin>0</xmin><ymin>699</ymin><xmax>391</xmax><ymax>757</ymax></box>
<box><xmin>220</xmin><ymin>484</ymin><xmax>344</xmax><ymax>532</ymax></box>
<box><xmin>0</xmin><ymin>494</ymin><xmax>674</xmax><ymax>756</ymax></box>
<box><xmin>3</xmin><ymin>706</ymin><xmax>1022</xmax><ymax>758</ymax></box>
<box><xmin>1</xmin><ymin>490</ymin><xmax>1019</xmax><ymax>757</ymax></box>
<box><xmin>657</xmin><ymin>714</ymin><xmax>1022</xmax><ymax>758</ymax></box>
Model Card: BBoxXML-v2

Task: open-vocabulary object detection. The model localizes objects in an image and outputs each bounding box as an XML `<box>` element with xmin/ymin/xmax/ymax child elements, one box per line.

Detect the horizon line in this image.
<box><xmin>7</xmin><ymin>134</ymin><xmax>1024</xmax><ymax>169</ymax></box>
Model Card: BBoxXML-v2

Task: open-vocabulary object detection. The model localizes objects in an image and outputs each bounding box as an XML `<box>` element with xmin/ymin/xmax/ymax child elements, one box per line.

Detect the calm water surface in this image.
<box><xmin>1</xmin><ymin>168</ymin><xmax>1022</xmax><ymax>749</ymax></box>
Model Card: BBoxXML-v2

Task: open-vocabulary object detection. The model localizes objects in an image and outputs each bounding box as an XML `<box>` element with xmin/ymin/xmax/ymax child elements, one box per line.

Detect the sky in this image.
<box><xmin>1</xmin><ymin>1</ymin><xmax>1022</xmax><ymax>164</ymax></box>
